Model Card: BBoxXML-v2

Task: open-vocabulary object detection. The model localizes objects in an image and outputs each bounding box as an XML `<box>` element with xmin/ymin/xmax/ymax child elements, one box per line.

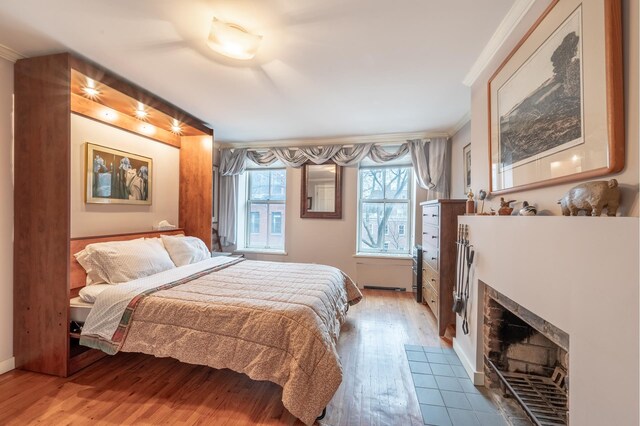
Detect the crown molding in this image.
<box><xmin>218</xmin><ymin>130</ymin><xmax>451</xmax><ymax>149</ymax></box>
<box><xmin>449</xmin><ymin>112</ymin><xmax>471</xmax><ymax>136</ymax></box>
<box><xmin>462</xmin><ymin>0</ymin><xmax>536</xmax><ymax>87</ymax></box>
<box><xmin>0</xmin><ymin>43</ymin><xmax>25</xmax><ymax>63</ymax></box>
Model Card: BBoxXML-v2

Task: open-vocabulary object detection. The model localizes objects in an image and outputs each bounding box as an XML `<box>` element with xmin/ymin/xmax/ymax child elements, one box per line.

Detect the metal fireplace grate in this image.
<box><xmin>487</xmin><ymin>358</ymin><xmax>568</xmax><ymax>426</ymax></box>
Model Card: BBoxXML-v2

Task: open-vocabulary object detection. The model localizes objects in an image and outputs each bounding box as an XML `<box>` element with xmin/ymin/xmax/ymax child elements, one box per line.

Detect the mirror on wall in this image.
<box><xmin>301</xmin><ymin>162</ymin><xmax>342</xmax><ymax>219</ymax></box>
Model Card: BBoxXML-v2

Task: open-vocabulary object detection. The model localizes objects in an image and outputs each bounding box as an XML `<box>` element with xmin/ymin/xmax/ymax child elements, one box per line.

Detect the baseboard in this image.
<box><xmin>453</xmin><ymin>339</ymin><xmax>484</xmax><ymax>386</ymax></box>
<box><xmin>0</xmin><ymin>357</ymin><xmax>15</xmax><ymax>375</ymax></box>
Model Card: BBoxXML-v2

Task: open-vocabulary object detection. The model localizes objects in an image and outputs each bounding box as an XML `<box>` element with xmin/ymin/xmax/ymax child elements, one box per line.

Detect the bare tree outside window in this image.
<box><xmin>358</xmin><ymin>166</ymin><xmax>411</xmax><ymax>254</ymax></box>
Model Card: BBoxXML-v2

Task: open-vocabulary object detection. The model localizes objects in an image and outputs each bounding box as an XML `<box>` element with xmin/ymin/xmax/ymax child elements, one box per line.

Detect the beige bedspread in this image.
<box><xmin>81</xmin><ymin>258</ymin><xmax>362</xmax><ymax>425</ymax></box>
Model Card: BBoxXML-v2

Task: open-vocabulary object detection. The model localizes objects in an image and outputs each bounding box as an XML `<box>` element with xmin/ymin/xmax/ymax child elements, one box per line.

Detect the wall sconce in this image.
<box><xmin>82</xmin><ymin>78</ymin><xmax>100</xmax><ymax>98</ymax></box>
<box><xmin>134</xmin><ymin>102</ymin><xmax>149</xmax><ymax>120</ymax></box>
<box><xmin>207</xmin><ymin>17</ymin><xmax>262</xmax><ymax>60</ymax></box>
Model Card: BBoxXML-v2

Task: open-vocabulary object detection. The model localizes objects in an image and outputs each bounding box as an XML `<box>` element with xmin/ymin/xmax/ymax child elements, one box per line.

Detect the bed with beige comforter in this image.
<box><xmin>80</xmin><ymin>257</ymin><xmax>363</xmax><ymax>425</ymax></box>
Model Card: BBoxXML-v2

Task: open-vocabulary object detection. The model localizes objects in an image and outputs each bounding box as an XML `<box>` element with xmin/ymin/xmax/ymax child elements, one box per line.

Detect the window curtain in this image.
<box><xmin>217</xmin><ymin>139</ymin><xmax>450</xmax><ymax>246</ymax></box>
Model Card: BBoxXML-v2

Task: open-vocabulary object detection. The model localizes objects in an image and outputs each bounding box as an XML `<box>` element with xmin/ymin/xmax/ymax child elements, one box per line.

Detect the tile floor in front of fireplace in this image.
<box><xmin>405</xmin><ymin>345</ymin><xmax>532</xmax><ymax>426</ymax></box>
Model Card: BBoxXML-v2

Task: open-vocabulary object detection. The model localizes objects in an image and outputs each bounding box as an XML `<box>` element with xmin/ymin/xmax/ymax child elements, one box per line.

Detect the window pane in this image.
<box><xmin>247</xmin><ymin>203</ymin><xmax>268</xmax><ymax>247</ymax></box>
<box><xmin>268</xmin><ymin>204</ymin><xmax>285</xmax><ymax>249</ymax></box>
<box><xmin>360</xmin><ymin>168</ymin><xmax>384</xmax><ymax>199</ymax></box>
<box><xmin>270</xmin><ymin>169</ymin><xmax>286</xmax><ymax>200</ymax></box>
<box><xmin>385</xmin><ymin>167</ymin><xmax>409</xmax><ymax>199</ymax></box>
<box><xmin>249</xmin><ymin>170</ymin><xmax>270</xmax><ymax>200</ymax></box>
<box><xmin>359</xmin><ymin>202</ymin><xmax>384</xmax><ymax>251</ymax></box>
<box><xmin>382</xmin><ymin>203</ymin><xmax>409</xmax><ymax>252</ymax></box>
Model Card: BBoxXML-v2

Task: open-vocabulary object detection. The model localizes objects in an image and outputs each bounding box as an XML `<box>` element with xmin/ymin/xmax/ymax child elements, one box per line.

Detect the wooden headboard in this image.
<box><xmin>69</xmin><ymin>229</ymin><xmax>185</xmax><ymax>297</ymax></box>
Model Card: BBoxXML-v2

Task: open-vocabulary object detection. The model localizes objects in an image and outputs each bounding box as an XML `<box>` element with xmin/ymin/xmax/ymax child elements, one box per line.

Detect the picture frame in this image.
<box><xmin>85</xmin><ymin>143</ymin><xmax>152</xmax><ymax>205</ymax></box>
<box><xmin>463</xmin><ymin>143</ymin><xmax>471</xmax><ymax>193</ymax></box>
<box><xmin>488</xmin><ymin>0</ymin><xmax>624</xmax><ymax>194</ymax></box>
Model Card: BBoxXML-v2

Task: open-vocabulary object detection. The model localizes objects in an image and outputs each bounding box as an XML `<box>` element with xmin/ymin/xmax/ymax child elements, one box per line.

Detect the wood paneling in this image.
<box><xmin>0</xmin><ymin>290</ymin><xmax>450</xmax><ymax>425</ymax></box>
<box><xmin>14</xmin><ymin>53</ymin><xmax>72</xmax><ymax>377</ymax></box>
<box><xmin>71</xmin><ymin>94</ymin><xmax>182</xmax><ymax>148</ymax></box>
<box><xmin>68</xmin><ymin>58</ymin><xmax>212</xmax><ymax>136</ymax></box>
<box><xmin>69</xmin><ymin>229</ymin><xmax>185</xmax><ymax>291</ymax></box>
<box><xmin>179</xmin><ymin>136</ymin><xmax>213</xmax><ymax>249</ymax></box>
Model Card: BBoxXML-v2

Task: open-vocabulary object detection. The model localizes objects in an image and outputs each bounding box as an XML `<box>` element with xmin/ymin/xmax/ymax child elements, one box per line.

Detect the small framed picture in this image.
<box><xmin>85</xmin><ymin>143</ymin><xmax>152</xmax><ymax>205</ymax></box>
<box><xmin>463</xmin><ymin>143</ymin><xmax>471</xmax><ymax>192</ymax></box>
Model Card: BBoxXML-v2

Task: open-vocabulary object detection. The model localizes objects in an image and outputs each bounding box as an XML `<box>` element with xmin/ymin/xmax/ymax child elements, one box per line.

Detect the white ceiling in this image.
<box><xmin>0</xmin><ymin>0</ymin><xmax>515</xmax><ymax>143</ymax></box>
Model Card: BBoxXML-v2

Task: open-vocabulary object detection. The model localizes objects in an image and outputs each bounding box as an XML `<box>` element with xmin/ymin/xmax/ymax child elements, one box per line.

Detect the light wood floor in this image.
<box><xmin>0</xmin><ymin>290</ymin><xmax>450</xmax><ymax>425</ymax></box>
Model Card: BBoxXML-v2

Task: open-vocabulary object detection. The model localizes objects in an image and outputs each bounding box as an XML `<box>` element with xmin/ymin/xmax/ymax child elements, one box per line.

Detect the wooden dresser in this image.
<box><xmin>420</xmin><ymin>199</ymin><xmax>466</xmax><ymax>336</ymax></box>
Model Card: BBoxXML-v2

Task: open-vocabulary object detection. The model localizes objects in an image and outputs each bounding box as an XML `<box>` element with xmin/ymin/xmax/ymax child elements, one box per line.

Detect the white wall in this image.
<box><xmin>70</xmin><ymin>114</ymin><xmax>180</xmax><ymax>237</ymax></box>
<box><xmin>459</xmin><ymin>0</ymin><xmax>639</xmax><ymax>217</ymax></box>
<box><xmin>0</xmin><ymin>57</ymin><xmax>13</xmax><ymax>373</ymax></box>
<box><xmin>237</xmin><ymin>165</ymin><xmax>429</xmax><ymax>290</ymax></box>
<box><xmin>455</xmin><ymin>216</ymin><xmax>639</xmax><ymax>426</ymax></box>
<box><xmin>450</xmin><ymin>121</ymin><xmax>471</xmax><ymax>200</ymax></box>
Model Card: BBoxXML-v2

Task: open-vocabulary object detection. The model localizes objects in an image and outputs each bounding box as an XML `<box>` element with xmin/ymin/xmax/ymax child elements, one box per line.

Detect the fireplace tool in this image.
<box><xmin>453</xmin><ymin>224</ymin><xmax>474</xmax><ymax>335</ymax></box>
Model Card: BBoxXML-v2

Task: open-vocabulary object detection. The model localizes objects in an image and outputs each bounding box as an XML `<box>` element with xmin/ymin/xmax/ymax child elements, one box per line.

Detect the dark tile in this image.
<box><xmin>410</xmin><ymin>361</ymin><xmax>433</xmax><ymax>375</ymax></box>
<box><xmin>435</xmin><ymin>376</ymin><xmax>464</xmax><ymax>392</ymax></box>
<box><xmin>413</xmin><ymin>373</ymin><xmax>438</xmax><ymax>389</ymax></box>
<box><xmin>431</xmin><ymin>363</ymin><xmax>456</xmax><ymax>377</ymax></box>
<box><xmin>408</xmin><ymin>351</ymin><xmax>429</xmax><ymax>362</ymax></box>
<box><xmin>457</xmin><ymin>379</ymin><xmax>482</xmax><ymax>394</ymax></box>
<box><xmin>424</xmin><ymin>346</ymin><xmax>444</xmax><ymax>353</ymax></box>
<box><xmin>420</xmin><ymin>404</ymin><xmax>452</xmax><ymax>426</ymax></box>
<box><xmin>427</xmin><ymin>353</ymin><xmax>449</xmax><ymax>364</ymax></box>
<box><xmin>466</xmin><ymin>394</ymin><xmax>498</xmax><ymax>413</ymax></box>
<box><xmin>445</xmin><ymin>354</ymin><xmax>463</xmax><ymax>366</ymax></box>
<box><xmin>415</xmin><ymin>388</ymin><xmax>445</xmax><ymax>406</ymax></box>
<box><xmin>452</xmin><ymin>365</ymin><xmax>468</xmax><ymax>379</ymax></box>
<box><xmin>448</xmin><ymin>408</ymin><xmax>481</xmax><ymax>426</ymax></box>
<box><xmin>441</xmin><ymin>390</ymin><xmax>472</xmax><ymax>410</ymax></box>
<box><xmin>475</xmin><ymin>412</ymin><xmax>508</xmax><ymax>426</ymax></box>
<box><xmin>406</xmin><ymin>344</ymin><xmax>425</xmax><ymax>351</ymax></box>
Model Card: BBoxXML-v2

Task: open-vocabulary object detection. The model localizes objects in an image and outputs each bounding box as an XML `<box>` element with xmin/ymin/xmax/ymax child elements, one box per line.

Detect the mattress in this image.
<box><xmin>70</xmin><ymin>296</ymin><xmax>93</xmax><ymax>323</ymax></box>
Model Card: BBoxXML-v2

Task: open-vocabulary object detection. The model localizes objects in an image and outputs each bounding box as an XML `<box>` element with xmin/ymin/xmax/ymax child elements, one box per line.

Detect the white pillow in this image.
<box><xmin>161</xmin><ymin>235</ymin><xmax>210</xmax><ymax>267</ymax></box>
<box><xmin>78</xmin><ymin>283</ymin><xmax>112</xmax><ymax>303</ymax></box>
<box><xmin>75</xmin><ymin>249</ymin><xmax>108</xmax><ymax>285</ymax></box>
<box><xmin>82</xmin><ymin>238</ymin><xmax>176</xmax><ymax>284</ymax></box>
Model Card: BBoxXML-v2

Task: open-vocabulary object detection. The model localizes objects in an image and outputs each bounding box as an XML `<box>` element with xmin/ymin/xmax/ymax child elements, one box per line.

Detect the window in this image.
<box><xmin>358</xmin><ymin>166</ymin><xmax>412</xmax><ymax>255</ymax></box>
<box><xmin>271</xmin><ymin>212</ymin><xmax>282</xmax><ymax>235</ymax></box>
<box><xmin>250</xmin><ymin>212</ymin><xmax>260</xmax><ymax>234</ymax></box>
<box><xmin>246</xmin><ymin>169</ymin><xmax>286</xmax><ymax>250</ymax></box>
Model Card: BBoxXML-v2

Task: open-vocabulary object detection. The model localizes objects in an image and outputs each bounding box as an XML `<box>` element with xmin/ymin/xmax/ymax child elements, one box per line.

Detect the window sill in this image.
<box><xmin>353</xmin><ymin>253</ymin><xmax>413</xmax><ymax>260</ymax></box>
<box><xmin>235</xmin><ymin>249</ymin><xmax>288</xmax><ymax>256</ymax></box>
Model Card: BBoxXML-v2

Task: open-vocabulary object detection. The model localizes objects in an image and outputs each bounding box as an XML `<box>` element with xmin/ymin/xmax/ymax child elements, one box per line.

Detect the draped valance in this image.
<box><xmin>218</xmin><ymin>137</ymin><xmax>450</xmax><ymax>246</ymax></box>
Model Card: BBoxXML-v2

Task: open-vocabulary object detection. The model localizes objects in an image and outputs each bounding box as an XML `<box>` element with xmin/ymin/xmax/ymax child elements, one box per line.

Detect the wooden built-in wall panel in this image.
<box><xmin>14</xmin><ymin>53</ymin><xmax>72</xmax><ymax>377</ymax></box>
<box><xmin>179</xmin><ymin>136</ymin><xmax>214</xmax><ymax>249</ymax></box>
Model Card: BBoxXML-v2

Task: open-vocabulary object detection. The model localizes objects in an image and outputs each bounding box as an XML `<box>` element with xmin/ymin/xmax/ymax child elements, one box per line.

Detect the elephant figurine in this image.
<box><xmin>558</xmin><ymin>179</ymin><xmax>621</xmax><ymax>216</ymax></box>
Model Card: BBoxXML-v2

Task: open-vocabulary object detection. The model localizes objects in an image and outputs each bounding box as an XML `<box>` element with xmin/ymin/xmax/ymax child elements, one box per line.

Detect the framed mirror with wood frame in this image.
<box><xmin>300</xmin><ymin>162</ymin><xmax>342</xmax><ymax>219</ymax></box>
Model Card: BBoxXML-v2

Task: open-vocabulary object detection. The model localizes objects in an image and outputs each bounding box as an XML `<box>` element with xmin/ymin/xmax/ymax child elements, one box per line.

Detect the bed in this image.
<box><xmin>71</xmin><ymin>232</ymin><xmax>362</xmax><ymax>425</ymax></box>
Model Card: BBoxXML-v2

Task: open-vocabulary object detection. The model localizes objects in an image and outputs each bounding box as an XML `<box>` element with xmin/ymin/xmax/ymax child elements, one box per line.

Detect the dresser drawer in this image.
<box><xmin>423</xmin><ymin>283</ymin><xmax>438</xmax><ymax>318</ymax></box>
<box><xmin>423</xmin><ymin>246</ymin><xmax>439</xmax><ymax>272</ymax></box>
<box><xmin>421</xmin><ymin>225</ymin><xmax>440</xmax><ymax>249</ymax></box>
<box><xmin>422</xmin><ymin>265</ymin><xmax>440</xmax><ymax>293</ymax></box>
<box><xmin>422</xmin><ymin>205</ymin><xmax>440</xmax><ymax>227</ymax></box>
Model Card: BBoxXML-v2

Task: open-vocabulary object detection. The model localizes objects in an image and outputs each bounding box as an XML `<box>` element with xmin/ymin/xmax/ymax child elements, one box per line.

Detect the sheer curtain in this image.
<box><xmin>217</xmin><ymin>138</ymin><xmax>450</xmax><ymax>246</ymax></box>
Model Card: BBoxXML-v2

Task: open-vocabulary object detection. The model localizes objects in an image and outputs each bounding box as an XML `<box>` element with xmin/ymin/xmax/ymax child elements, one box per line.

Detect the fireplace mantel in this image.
<box><xmin>454</xmin><ymin>216</ymin><xmax>639</xmax><ymax>426</ymax></box>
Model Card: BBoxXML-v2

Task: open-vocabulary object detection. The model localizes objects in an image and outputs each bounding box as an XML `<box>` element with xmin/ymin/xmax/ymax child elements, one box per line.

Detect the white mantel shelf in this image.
<box><xmin>453</xmin><ymin>215</ymin><xmax>639</xmax><ymax>426</ymax></box>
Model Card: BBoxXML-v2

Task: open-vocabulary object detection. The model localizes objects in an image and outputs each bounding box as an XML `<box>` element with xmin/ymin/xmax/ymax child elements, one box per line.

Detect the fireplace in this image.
<box><xmin>483</xmin><ymin>284</ymin><xmax>569</xmax><ymax>425</ymax></box>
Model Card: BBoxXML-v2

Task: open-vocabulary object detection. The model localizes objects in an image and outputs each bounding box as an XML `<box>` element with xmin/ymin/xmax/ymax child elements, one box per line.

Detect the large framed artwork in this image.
<box><xmin>85</xmin><ymin>143</ymin><xmax>152</xmax><ymax>205</ymax></box>
<box><xmin>488</xmin><ymin>0</ymin><xmax>623</xmax><ymax>194</ymax></box>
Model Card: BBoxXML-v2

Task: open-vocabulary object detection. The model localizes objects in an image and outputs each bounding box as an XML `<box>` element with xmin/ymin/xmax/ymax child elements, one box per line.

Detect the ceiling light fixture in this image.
<box><xmin>139</xmin><ymin>123</ymin><xmax>155</xmax><ymax>135</ymax></box>
<box><xmin>134</xmin><ymin>102</ymin><xmax>149</xmax><ymax>120</ymax></box>
<box><xmin>170</xmin><ymin>119</ymin><xmax>183</xmax><ymax>134</ymax></box>
<box><xmin>82</xmin><ymin>78</ymin><xmax>100</xmax><ymax>98</ymax></box>
<box><xmin>207</xmin><ymin>17</ymin><xmax>262</xmax><ymax>60</ymax></box>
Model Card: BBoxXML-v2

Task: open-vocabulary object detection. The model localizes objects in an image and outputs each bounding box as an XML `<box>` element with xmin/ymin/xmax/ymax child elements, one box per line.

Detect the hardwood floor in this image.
<box><xmin>0</xmin><ymin>290</ymin><xmax>450</xmax><ymax>425</ymax></box>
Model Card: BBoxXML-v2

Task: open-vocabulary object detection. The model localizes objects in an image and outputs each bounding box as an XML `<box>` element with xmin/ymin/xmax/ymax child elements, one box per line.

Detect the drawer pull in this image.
<box><xmin>431</xmin><ymin>257</ymin><xmax>437</xmax><ymax>260</ymax></box>
<box><xmin>431</xmin><ymin>235</ymin><xmax>437</xmax><ymax>239</ymax></box>
<box><xmin>431</xmin><ymin>214</ymin><xmax>438</xmax><ymax>217</ymax></box>
<box><xmin>431</xmin><ymin>278</ymin><xmax>436</xmax><ymax>282</ymax></box>
<box><xmin>431</xmin><ymin>298</ymin><xmax>436</xmax><ymax>303</ymax></box>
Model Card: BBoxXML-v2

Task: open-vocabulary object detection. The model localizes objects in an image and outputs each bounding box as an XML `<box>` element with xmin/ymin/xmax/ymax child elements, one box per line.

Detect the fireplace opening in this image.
<box><xmin>483</xmin><ymin>286</ymin><xmax>569</xmax><ymax>425</ymax></box>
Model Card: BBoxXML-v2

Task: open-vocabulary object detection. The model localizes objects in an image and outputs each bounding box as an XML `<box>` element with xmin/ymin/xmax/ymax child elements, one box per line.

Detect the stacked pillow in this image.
<box><xmin>75</xmin><ymin>234</ymin><xmax>211</xmax><ymax>286</ymax></box>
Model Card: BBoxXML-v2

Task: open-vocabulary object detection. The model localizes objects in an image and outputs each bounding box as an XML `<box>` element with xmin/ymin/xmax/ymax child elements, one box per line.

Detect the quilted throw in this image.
<box><xmin>80</xmin><ymin>257</ymin><xmax>363</xmax><ymax>425</ymax></box>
